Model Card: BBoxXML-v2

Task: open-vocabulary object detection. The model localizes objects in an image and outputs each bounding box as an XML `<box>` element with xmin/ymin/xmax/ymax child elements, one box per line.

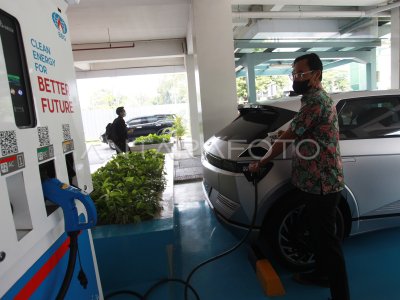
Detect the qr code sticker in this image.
<box><xmin>62</xmin><ymin>124</ymin><xmax>71</xmax><ymax>141</ymax></box>
<box><xmin>0</xmin><ymin>130</ymin><xmax>18</xmax><ymax>156</ymax></box>
<box><xmin>38</xmin><ymin>126</ymin><xmax>50</xmax><ymax>147</ymax></box>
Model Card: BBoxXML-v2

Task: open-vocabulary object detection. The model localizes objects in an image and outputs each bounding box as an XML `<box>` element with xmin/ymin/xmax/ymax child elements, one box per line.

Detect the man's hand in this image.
<box><xmin>248</xmin><ymin>161</ymin><xmax>261</xmax><ymax>173</ymax></box>
<box><xmin>248</xmin><ymin>128</ymin><xmax>295</xmax><ymax>174</ymax></box>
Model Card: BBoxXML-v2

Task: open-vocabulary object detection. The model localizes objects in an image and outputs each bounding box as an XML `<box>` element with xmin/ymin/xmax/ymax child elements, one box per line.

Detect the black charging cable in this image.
<box><xmin>105</xmin><ymin>164</ymin><xmax>268</xmax><ymax>300</ymax></box>
<box><xmin>55</xmin><ymin>231</ymin><xmax>90</xmax><ymax>300</ymax></box>
<box><xmin>56</xmin><ymin>231</ymin><xmax>79</xmax><ymax>300</ymax></box>
<box><xmin>77</xmin><ymin>245</ymin><xmax>89</xmax><ymax>289</ymax></box>
<box><xmin>183</xmin><ymin>168</ymin><xmax>260</xmax><ymax>300</ymax></box>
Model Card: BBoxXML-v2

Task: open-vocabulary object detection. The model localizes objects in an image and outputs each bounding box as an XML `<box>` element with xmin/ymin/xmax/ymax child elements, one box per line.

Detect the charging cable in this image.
<box><xmin>105</xmin><ymin>163</ymin><xmax>271</xmax><ymax>300</ymax></box>
<box><xmin>182</xmin><ymin>169</ymin><xmax>260</xmax><ymax>300</ymax></box>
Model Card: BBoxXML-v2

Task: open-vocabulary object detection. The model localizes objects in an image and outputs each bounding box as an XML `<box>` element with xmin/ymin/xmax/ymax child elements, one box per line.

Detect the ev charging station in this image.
<box><xmin>0</xmin><ymin>0</ymin><xmax>102</xmax><ymax>299</ymax></box>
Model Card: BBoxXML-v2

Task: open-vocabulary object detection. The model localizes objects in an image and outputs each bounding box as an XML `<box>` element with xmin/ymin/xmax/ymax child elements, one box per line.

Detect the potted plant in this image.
<box><xmin>169</xmin><ymin>115</ymin><xmax>187</xmax><ymax>150</ymax></box>
<box><xmin>90</xmin><ymin>150</ymin><xmax>166</xmax><ymax>224</ymax></box>
<box><xmin>130</xmin><ymin>133</ymin><xmax>173</xmax><ymax>153</ymax></box>
<box><xmin>89</xmin><ymin>150</ymin><xmax>175</xmax><ymax>295</ymax></box>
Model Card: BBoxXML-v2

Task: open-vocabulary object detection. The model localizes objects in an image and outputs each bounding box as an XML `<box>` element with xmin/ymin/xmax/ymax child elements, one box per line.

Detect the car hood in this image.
<box><xmin>203</xmin><ymin>136</ymin><xmax>270</xmax><ymax>162</ymax></box>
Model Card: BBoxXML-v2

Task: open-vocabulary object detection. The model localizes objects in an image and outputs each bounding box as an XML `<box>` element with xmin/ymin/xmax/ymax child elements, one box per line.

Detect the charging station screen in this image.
<box><xmin>0</xmin><ymin>9</ymin><xmax>36</xmax><ymax>128</ymax></box>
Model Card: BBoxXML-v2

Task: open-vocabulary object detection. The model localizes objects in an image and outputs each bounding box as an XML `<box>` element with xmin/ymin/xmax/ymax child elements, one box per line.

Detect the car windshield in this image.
<box><xmin>127</xmin><ymin>114</ymin><xmax>173</xmax><ymax>125</ymax></box>
<box><xmin>215</xmin><ymin>106</ymin><xmax>296</xmax><ymax>143</ymax></box>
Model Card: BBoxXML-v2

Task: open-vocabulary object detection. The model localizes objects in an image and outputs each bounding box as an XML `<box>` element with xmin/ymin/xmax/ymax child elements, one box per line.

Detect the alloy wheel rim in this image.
<box><xmin>278</xmin><ymin>205</ymin><xmax>315</xmax><ymax>267</ymax></box>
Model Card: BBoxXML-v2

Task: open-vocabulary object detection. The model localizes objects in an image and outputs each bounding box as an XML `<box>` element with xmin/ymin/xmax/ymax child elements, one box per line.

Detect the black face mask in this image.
<box><xmin>292</xmin><ymin>80</ymin><xmax>311</xmax><ymax>95</ymax></box>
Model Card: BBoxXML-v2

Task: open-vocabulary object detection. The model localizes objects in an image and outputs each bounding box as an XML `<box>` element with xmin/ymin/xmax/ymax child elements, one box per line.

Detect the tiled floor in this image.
<box><xmin>172</xmin><ymin>181</ymin><xmax>400</xmax><ymax>300</ymax></box>
<box><xmin>90</xmin><ymin>145</ymin><xmax>400</xmax><ymax>300</ymax></box>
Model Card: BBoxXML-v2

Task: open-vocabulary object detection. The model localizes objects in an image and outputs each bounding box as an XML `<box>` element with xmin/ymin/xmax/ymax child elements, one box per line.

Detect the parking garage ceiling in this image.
<box><xmin>66</xmin><ymin>0</ymin><xmax>399</xmax><ymax>76</ymax></box>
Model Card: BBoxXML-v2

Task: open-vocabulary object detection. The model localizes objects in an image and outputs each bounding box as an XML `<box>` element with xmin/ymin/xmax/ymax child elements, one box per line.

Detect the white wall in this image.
<box><xmin>81</xmin><ymin>103</ymin><xmax>189</xmax><ymax>141</ymax></box>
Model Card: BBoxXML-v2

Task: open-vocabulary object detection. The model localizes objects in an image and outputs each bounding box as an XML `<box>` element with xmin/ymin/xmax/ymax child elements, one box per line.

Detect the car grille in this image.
<box><xmin>217</xmin><ymin>193</ymin><xmax>239</xmax><ymax>211</ymax></box>
<box><xmin>216</xmin><ymin>193</ymin><xmax>239</xmax><ymax>215</ymax></box>
<box><xmin>205</xmin><ymin>152</ymin><xmax>243</xmax><ymax>173</ymax></box>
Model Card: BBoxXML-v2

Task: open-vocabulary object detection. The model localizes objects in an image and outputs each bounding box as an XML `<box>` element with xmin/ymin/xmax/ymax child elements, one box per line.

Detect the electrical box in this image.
<box><xmin>0</xmin><ymin>0</ymin><xmax>102</xmax><ymax>298</ymax></box>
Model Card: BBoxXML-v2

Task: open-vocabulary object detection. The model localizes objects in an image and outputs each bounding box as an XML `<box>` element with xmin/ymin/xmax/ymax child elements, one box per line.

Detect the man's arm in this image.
<box><xmin>249</xmin><ymin>128</ymin><xmax>296</xmax><ymax>172</ymax></box>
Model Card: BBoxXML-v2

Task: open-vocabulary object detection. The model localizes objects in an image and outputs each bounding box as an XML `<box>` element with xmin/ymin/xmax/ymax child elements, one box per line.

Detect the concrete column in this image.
<box><xmin>191</xmin><ymin>0</ymin><xmax>238</xmax><ymax>141</ymax></box>
<box><xmin>350</xmin><ymin>63</ymin><xmax>367</xmax><ymax>91</ymax></box>
<box><xmin>366</xmin><ymin>49</ymin><xmax>377</xmax><ymax>90</ymax></box>
<box><xmin>185</xmin><ymin>55</ymin><xmax>202</xmax><ymax>156</ymax></box>
<box><xmin>245</xmin><ymin>56</ymin><xmax>257</xmax><ymax>103</ymax></box>
<box><xmin>391</xmin><ymin>7</ymin><xmax>400</xmax><ymax>89</ymax></box>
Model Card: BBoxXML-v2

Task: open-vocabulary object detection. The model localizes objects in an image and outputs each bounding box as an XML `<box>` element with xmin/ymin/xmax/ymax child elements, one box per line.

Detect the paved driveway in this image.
<box><xmin>86</xmin><ymin>143</ymin><xmax>115</xmax><ymax>173</ymax></box>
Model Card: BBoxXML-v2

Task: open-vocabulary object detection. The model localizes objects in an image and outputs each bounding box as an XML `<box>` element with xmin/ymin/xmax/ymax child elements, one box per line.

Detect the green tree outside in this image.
<box><xmin>236</xmin><ymin>77</ymin><xmax>248</xmax><ymax>102</ymax></box>
<box><xmin>89</xmin><ymin>89</ymin><xmax>128</xmax><ymax>109</ymax></box>
<box><xmin>153</xmin><ymin>74</ymin><xmax>188</xmax><ymax>105</ymax></box>
<box><xmin>236</xmin><ymin>75</ymin><xmax>290</xmax><ymax>103</ymax></box>
<box><xmin>322</xmin><ymin>69</ymin><xmax>351</xmax><ymax>92</ymax></box>
<box><xmin>237</xmin><ymin>67</ymin><xmax>351</xmax><ymax>103</ymax></box>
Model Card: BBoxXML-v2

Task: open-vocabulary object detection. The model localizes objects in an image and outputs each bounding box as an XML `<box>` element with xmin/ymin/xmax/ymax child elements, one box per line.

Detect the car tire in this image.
<box><xmin>263</xmin><ymin>194</ymin><xmax>345</xmax><ymax>271</ymax></box>
<box><xmin>158</xmin><ymin>127</ymin><xmax>171</xmax><ymax>135</ymax></box>
<box><xmin>100</xmin><ymin>134</ymin><xmax>107</xmax><ymax>143</ymax></box>
<box><xmin>108</xmin><ymin>140</ymin><xmax>116</xmax><ymax>150</ymax></box>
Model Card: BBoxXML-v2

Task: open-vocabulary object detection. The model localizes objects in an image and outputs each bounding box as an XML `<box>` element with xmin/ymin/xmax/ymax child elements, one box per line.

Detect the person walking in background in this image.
<box><xmin>112</xmin><ymin>106</ymin><xmax>129</xmax><ymax>153</ymax></box>
<box><xmin>249</xmin><ymin>53</ymin><xmax>350</xmax><ymax>300</ymax></box>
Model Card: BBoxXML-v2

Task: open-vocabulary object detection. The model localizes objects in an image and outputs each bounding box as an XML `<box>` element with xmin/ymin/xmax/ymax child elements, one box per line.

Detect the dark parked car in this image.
<box><xmin>101</xmin><ymin>113</ymin><xmax>175</xmax><ymax>149</ymax></box>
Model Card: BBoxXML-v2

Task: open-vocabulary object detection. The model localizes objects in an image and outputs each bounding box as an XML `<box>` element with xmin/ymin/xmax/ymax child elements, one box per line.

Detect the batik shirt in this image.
<box><xmin>290</xmin><ymin>88</ymin><xmax>345</xmax><ymax>195</ymax></box>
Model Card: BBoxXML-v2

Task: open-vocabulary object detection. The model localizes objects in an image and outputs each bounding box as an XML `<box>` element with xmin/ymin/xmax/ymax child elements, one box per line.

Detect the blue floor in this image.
<box><xmin>172</xmin><ymin>197</ymin><xmax>400</xmax><ymax>300</ymax></box>
<box><xmin>95</xmin><ymin>181</ymin><xmax>400</xmax><ymax>300</ymax></box>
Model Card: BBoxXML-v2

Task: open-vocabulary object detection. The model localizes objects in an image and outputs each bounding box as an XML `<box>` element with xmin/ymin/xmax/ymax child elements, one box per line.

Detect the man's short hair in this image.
<box><xmin>294</xmin><ymin>53</ymin><xmax>323</xmax><ymax>81</ymax></box>
<box><xmin>116</xmin><ymin>106</ymin><xmax>125</xmax><ymax>115</ymax></box>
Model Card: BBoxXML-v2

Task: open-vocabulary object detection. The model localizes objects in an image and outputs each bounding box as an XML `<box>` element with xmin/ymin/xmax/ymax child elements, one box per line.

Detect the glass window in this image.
<box><xmin>337</xmin><ymin>96</ymin><xmax>400</xmax><ymax>139</ymax></box>
<box><xmin>0</xmin><ymin>9</ymin><xmax>36</xmax><ymax>128</ymax></box>
<box><xmin>127</xmin><ymin>118</ymin><xmax>142</xmax><ymax>126</ymax></box>
<box><xmin>215</xmin><ymin>106</ymin><xmax>296</xmax><ymax>143</ymax></box>
<box><xmin>146</xmin><ymin>116</ymin><xmax>158</xmax><ymax>123</ymax></box>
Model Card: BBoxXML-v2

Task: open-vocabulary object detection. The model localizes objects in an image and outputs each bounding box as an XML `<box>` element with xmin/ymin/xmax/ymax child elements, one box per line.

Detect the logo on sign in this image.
<box><xmin>52</xmin><ymin>12</ymin><xmax>67</xmax><ymax>41</ymax></box>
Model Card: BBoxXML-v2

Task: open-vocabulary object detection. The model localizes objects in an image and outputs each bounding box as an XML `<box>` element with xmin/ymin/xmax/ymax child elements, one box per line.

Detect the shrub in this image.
<box><xmin>171</xmin><ymin>115</ymin><xmax>187</xmax><ymax>140</ymax></box>
<box><xmin>165</xmin><ymin>115</ymin><xmax>187</xmax><ymax>149</ymax></box>
<box><xmin>134</xmin><ymin>133</ymin><xmax>171</xmax><ymax>145</ymax></box>
<box><xmin>91</xmin><ymin>150</ymin><xmax>166</xmax><ymax>225</ymax></box>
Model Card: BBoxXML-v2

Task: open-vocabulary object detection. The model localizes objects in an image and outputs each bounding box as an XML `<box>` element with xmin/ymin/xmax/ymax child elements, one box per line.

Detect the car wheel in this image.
<box><xmin>264</xmin><ymin>195</ymin><xmax>345</xmax><ymax>271</ymax></box>
<box><xmin>158</xmin><ymin>127</ymin><xmax>171</xmax><ymax>135</ymax></box>
<box><xmin>108</xmin><ymin>140</ymin><xmax>116</xmax><ymax>150</ymax></box>
<box><xmin>100</xmin><ymin>134</ymin><xmax>107</xmax><ymax>143</ymax></box>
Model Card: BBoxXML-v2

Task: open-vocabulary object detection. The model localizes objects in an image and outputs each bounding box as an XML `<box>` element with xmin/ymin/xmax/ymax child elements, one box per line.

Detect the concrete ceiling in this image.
<box><xmin>67</xmin><ymin>0</ymin><xmax>190</xmax><ymax>44</ymax></box>
<box><xmin>66</xmin><ymin>0</ymin><xmax>397</xmax><ymax>76</ymax></box>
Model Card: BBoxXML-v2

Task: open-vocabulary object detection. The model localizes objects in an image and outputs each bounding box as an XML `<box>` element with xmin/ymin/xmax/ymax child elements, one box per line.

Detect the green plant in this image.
<box><xmin>134</xmin><ymin>133</ymin><xmax>171</xmax><ymax>145</ymax></box>
<box><xmin>166</xmin><ymin>115</ymin><xmax>187</xmax><ymax>149</ymax></box>
<box><xmin>91</xmin><ymin>150</ymin><xmax>166</xmax><ymax>225</ymax></box>
<box><xmin>173</xmin><ymin>116</ymin><xmax>186</xmax><ymax>137</ymax></box>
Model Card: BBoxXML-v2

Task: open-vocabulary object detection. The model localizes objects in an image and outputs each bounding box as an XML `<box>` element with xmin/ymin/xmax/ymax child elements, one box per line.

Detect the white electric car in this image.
<box><xmin>202</xmin><ymin>90</ymin><xmax>400</xmax><ymax>270</ymax></box>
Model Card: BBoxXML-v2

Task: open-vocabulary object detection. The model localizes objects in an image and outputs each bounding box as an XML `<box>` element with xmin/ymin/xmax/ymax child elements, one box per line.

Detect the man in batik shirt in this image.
<box><xmin>249</xmin><ymin>53</ymin><xmax>350</xmax><ymax>300</ymax></box>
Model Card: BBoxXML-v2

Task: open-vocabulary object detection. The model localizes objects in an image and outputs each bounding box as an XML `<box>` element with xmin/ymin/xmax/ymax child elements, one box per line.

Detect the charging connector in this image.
<box><xmin>41</xmin><ymin>178</ymin><xmax>97</xmax><ymax>300</ymax></box>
